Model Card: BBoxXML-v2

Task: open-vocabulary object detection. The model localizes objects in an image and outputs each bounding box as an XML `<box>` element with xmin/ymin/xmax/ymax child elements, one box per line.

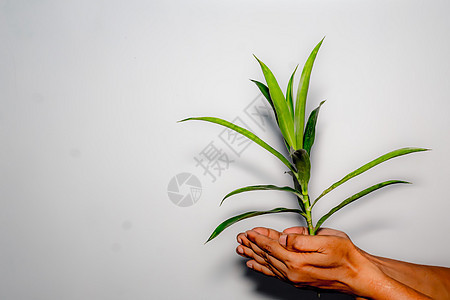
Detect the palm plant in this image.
<box><xmin>179</xmin><ymin>38</ymin><xmax>428</xmax><ymax>242</ymax></box>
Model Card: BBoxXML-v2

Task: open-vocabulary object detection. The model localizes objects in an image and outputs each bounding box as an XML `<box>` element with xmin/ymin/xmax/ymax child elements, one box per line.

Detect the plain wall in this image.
<box><xmin>1</xmin><ymin>0</ymin><xmax>449</xmax><ymax>299</ymax></box>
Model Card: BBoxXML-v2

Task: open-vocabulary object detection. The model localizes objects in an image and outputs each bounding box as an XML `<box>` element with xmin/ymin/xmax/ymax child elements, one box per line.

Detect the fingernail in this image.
<box><xmin>279</xmin><ymin>234</ymin><xmax>287</xmax><ymax>247</ymax></box>
<box><xmin>237</xmin><ymin>247</ymin><xmax>244</xmax><ymax>254</ymax></box>
<box><xmin>237</xmin><ymin>236</ymin><xmax>242</xmax><ymax>244</ymax></box>
<box><xmin>247</xmin><ymin>262</ymin><xmax>253</xmax><ymax>269</ymax></box>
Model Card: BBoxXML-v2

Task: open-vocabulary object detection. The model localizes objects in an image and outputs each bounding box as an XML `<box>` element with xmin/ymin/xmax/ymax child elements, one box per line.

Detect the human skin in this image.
<box><xmin>236</xmin><ymin>227</ymin><xmax>450</xmax><ymax>299</ymax></box>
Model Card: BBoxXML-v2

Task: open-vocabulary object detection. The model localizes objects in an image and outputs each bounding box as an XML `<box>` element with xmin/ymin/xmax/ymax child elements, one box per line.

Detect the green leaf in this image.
<box><xmin>294</xmin><ymin>37</ymin><xmax>324</xmax><ymax>149</ymax></box>
<box><xmin>251</xmin><ymin>80</ymin><xmax>274</xmax><ymax>112</ymax></box>
<box><xmin>303</xmin><ymin>100</ymin><xmax>325</xmax><ymax>155</ymax></box>
<box><xmin>254</xmin><ymin>55</ymin><xmax>296</xmax><ymax>148</ymax></box>
<box><xmin>292</xmin><ymin>149</ymin><xmax>311</xmax><ymax>194</ymax></box>
<box><xmin>251</xmin><ymin>80</ymin><xmax>292</xmax><ymax>154</ymax></box>
<box><xmin>286</xmin><ymin>65</ymin><xmax>298</xmax><ymax>120</ymax></box>
<box><xmin>314</xmin><ymin>180</ymin><xmax>410</xmax><ymax>233</ymax></box>
<box><xmin>206</xmin><ymin>207</ymin><xmax>304</xmax><ymax>243</ymax></box>
<box><xmin>179</xmin><ymin>117</ymin><xmax>295</xmax><ymax>172</ymax></box>
<box><xmin>220</xmin><ymin>184</ymin><xmax>303</xmax><ymax>206</ymax></box>
<box><xmin>312</xmin><ymin>147</ymin><xmax>429</xmax><ymax>207</ymax></box>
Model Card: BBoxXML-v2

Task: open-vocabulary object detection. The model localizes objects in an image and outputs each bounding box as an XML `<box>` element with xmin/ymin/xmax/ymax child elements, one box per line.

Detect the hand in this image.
<box><xmin>236</xmin><ymin>227</ymin><xmax>385</xmax><ymax>297</ymax></box>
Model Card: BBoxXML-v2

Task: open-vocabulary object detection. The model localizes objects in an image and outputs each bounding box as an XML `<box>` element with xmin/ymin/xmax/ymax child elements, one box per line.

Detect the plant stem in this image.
<box><xmin>293</xmin><ymin>172</ymin><xmax>315</xmax><ymax>235</ymax></box>
<box><xmin>302</xmin><ymin>193</ymin><xmax>315</xmax><ymax>235</ymax></box>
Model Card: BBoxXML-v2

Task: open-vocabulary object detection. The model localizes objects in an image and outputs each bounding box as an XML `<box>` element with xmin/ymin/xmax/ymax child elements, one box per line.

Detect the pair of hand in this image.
<box><xmin>236</xmin><ymin>227</ymin><xmax>384</xmax><ymax>298</ymax></box>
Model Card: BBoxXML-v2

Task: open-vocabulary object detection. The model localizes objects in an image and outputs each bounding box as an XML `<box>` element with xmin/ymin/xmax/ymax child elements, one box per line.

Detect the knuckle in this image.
<box><xmin>292</xmin><ymin>238</ymin><xmax>303</xmax><ymax>250</ymax></box>
<box><xmin>288</xmin><ymin>259</ymin><xmax>304</xmax><ymax>271</ymax></box>
<box><xmin>286</xmin><ymin>270</ymin><xmax>303</xmax><ymax>284</ymax></box>
<box><xmin>260</xmin><ymin>250</ymin><xmax>269</xmax><ymax>261</ymax></box>
<box><xmin>264</xmin><ymin>243</ymin><xmax>274</xmax><ymax>254</ymax></box>
<box><xmin>287</xmin><ymin>265</ymin><xmax>316</xmax><ymax>286</ymax></box>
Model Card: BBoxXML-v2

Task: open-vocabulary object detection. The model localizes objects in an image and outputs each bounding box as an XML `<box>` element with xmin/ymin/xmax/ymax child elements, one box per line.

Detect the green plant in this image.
<box><xmin>179</xmin><ymin>38</ymin><xmax>428</xmax><ymax>242</ymax></box>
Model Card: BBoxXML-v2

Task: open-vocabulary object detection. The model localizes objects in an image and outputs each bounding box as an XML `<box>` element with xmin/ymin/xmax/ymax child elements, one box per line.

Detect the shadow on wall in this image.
<box><xmin>242</xmin><ymin>263</ymin><xmax>355</xmax><ymax>300</ymax></box>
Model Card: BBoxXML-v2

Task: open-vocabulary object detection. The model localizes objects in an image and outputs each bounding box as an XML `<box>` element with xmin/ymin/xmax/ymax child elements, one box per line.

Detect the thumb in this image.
<box><xmin>279</xmin><ymin>234</ymin><xmax>323</xmax><ymax>252</ymax></box>
<box><xmin>279</xmin><ymin>234</ymin><xmax>289</xmax><ymax>247</ymax></box>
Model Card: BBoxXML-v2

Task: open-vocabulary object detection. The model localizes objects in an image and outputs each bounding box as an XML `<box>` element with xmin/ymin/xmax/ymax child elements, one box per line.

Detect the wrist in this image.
<box><xmin>346</xmin><ymin>248</ymin><xmax>391</xmax><ymax>298</ymax></box>
<box><xmin>351</xmin><ymin>250</ymin><xmax>432</xmax><ymax>299</ymax></box>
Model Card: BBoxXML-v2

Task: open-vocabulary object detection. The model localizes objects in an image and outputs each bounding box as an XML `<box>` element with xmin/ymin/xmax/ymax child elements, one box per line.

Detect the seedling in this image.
<box><xmin>180</xmin><ymin>38</ymin><xmax>428</xmax><ymax>242</ymax></box>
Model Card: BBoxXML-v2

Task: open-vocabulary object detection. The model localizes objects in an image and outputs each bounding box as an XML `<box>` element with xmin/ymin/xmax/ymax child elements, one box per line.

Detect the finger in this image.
<box><xmin>282</xmin><ymin>227</ymin><xmax>309</xmax><ymax>235</ymax></box>
<box><xmin>238</xmin><ymin>232</ymin><xmax>253</xmax><ymax>249</ymax></box>
<box><xmin>246</xmin><ymin>260</ymin><xmax>279</xmax><ymax>278</ymax></box>
<box><xmin>279</xmin><ymin>234</ymin><xmax>329</xmax><ymax>253</ymax></box>
<box><xmin>278</xmin><ymin>235</ymin><xmax>333</xmax><ymax>268</ymax></box>
<box><xmin>241</xmin><ymin>242</ymin><xmax>287</xmax><ymax>279</ymax></box>
<box><xmin>237</xmin><ymin>236</ymin><xmax>277</xmax><ymax>267</ymax></box>
<box><xmin>236</xmin><ymin>245</ymin><xmax>249</xmax><ymax>257</ymax></box>
<box><xmin>242</xmin><ymin>230</ymin><xmax>290</xmax><ymax>273</ymax></box>
<box><xmin>236</xmin><ymin>245</ymin><xmax>251</xmax><ymax>258</ymax></box>
<box><xmin>246</xmin><ymin>230</ymin><xmax>294</xmax><ymax>265</ymax></box>
<box><xmin>246</xmin><ymin>235</ymin><xmax>283</xmax><ymax>265</ymax></box>
<box><xmin>237</xmin><ymin>232</ymin><xmax>247</xmax><ymax>244</ymax></box>
<box><xmin>251</xmin><ymin>227</ymin><xmax>282</xmax><ymax>240</ymax></box>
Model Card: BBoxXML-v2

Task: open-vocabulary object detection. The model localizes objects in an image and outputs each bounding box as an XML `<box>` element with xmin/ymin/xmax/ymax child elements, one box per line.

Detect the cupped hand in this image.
<box><xmin>236</xmin><ymin>227</ymin><xmax>381</xmax><ymax>296</ymax></box>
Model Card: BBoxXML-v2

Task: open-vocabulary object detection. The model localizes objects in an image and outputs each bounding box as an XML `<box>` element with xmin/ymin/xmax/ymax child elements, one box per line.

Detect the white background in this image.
<box><xmin>1</xmin><ymin>0</ymin><xmax>449</xmax><ymax>299</ymax></box>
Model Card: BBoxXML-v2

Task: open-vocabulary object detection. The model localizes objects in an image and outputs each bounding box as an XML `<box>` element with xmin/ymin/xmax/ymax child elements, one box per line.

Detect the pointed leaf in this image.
<box><xmin>303</xmin><ymin>100</ymin><xmax>325</xmax><ymax>155</ymax></box>
<box><xmin>314</xmin><ymin>180</ymin><xmax>410</xmax><ymax>233</ymax></box>
<box><xmin>251</xmin><ymin>80</ymin><xmax>291</xmax><ymax>153</ymax></box>
<box><xmin>254</xmin><ymin>55</ymin><xmax>296</xmax><ymax>148</ymax></box>
<box><xmin>286</xmin><ymin>66</ymin><xmax>298</xmax><ymax>120</ymax></box>
<box><xmin>220</xmin><ymin>184</ymin><xmax>303</xmax><ymax>206</ymax></box>
<box><xmin>292</xmin><ymin>149</ymin><xmax>311</xmax><ymax>194</ymax></box>
<box><xmin>294</xmin><ymin>38</ymin><xmax>324</xmax><ymax>149</ymax></box>
<box><xmin>312</xmin><ymin>147</ymin><xmax>429</xmax><ymax>207</ymax></box>
<box><xmin>179</xmin><ymin>117</ymin><xmax>295</xmax><ymax>172</ymax></box>
<box><xmin>251</xmin><ymin>80</ymin><xmax>274</xmax><ymax>112</ymax></box>
<box><xmin>206</xmin><ymin>207</ymin><xmax>304</xmax><ymax>243</ymax></box>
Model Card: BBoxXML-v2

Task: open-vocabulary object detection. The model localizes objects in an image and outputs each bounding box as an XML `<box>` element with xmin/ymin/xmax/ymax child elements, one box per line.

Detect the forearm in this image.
<box><xmin>358</xmin><ymin>273</ymin><xmax>432</xmax><ymax>299</ymax></box>
<box><xmin>363</xmin><ymin>253</ymin><xmax>450</xmax><ymax>299</ymax></box>
<box><xmin>345</xmin><ymin>252</ymin><xmax>431</xmax><ymax>299</ymax></box>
